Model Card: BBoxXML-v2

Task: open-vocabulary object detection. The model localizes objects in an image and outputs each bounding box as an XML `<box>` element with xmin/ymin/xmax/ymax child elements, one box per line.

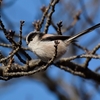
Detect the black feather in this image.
<box><xmin>41</xmin><ymin>35</ymin><xmax>71</xmax><ymax>41</ymax></box>
<box><xmin>27</xmin><ymin>32</ymin><xmax>44</xmax><ymax>43</ymax></box>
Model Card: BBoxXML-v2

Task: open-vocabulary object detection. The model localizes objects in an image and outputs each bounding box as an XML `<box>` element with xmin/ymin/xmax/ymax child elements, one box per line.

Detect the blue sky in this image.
<box><xmin>0</xmin><ymin>0</ymin><xmax>100</xmax><ymax>100</ymax></box>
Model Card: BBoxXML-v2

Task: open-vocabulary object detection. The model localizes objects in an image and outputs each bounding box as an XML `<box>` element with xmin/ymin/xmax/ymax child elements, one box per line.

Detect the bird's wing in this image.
<box><xmin>41</xmin><ymin>35</ymin><xmax>71</xmax><ymax>41</ymax></box>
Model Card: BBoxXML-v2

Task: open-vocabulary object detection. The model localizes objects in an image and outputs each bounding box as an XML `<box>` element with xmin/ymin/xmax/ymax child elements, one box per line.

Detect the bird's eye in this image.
<box><xmin>26</xmin><ymin>33</ymin><xmax>37</xmax><ymax>43</ymax></box>
<box><xmin>29</xmin><ymin>38</ymin><xmax>33</xmax><ymax>42</ymax></box>
<box><xmin>28</xmin><ymin>35</ymin><xmax>34</xmax><ymax>42</ymax></box>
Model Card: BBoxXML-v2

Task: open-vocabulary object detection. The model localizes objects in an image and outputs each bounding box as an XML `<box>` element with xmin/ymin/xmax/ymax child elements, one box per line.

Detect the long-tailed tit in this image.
<box><xmin>26</xmin><ymin>23</ymin><xmax>100</xmax><ymax>62</ymax></box>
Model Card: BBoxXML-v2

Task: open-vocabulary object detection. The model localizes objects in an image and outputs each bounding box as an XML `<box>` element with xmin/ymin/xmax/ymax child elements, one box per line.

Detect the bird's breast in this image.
<box><xmin>28</xmin><ymin>40</ymin><xmax>67</xmax><ymax>62</ymax></box>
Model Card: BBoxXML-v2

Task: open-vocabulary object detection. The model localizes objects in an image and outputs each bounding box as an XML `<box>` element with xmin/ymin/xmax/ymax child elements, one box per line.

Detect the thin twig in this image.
<box><xmin>39</xmin><ymin>0</ymin><xmax>54</xmax><ymax>31</ymax></box>
<box><xmin>44</xmin><ymin>0</ymin><xmax>60</xmax><ymax>34</ymax></box>
<box><xmin>65</xmin><ymin>11</ymin><xmax>81</xmax><ymax>32</ymax></box>
<box><xmin>61</xmin><ymin>53</ymin><xmax>100</xmax><ymax>62</ymax></box>
<box><xmin>19</xmin><ymin>21</ymin><xmax>25</xmax><ymax>45</ymax></box>
<box><xmin>0</xmin><ymin>51</ymin><xmax>7</xmax><ymax>66</ymax></box>
<box><xmin>0</xmin><ymin>47</ymin><xmax>19</xmax><ymax>63</ymax></box>
<box><xmin>41</xmin><ymin>5</ymin><xmax>58</xmax><ymax>32</ymax></box>
<box><xmin>73</xmin><ymin>42</ymin><xmax>89</xmax><ymax>53</ymax></box>
<box><xmin>4</xmin><ymin>56</ymin><xmax>14</xmax><ymax>72</ymax></box>
<box><xmin>57</xmin><ymin>21</ymin><xmax>63</xmax><ymax>35</ymax></box>
<box><xmin>0</xmin><ymin>43</ymin><xmax>29</xmax><ymax>50</ymax></box>
<box><xmin>0</xmin><ymin>43</ymin><xmax>12</xmax><ymax>48</ymax></box>
<box><xmin>0</xmin><ymin>20</ymin><xmax>31</xmax><ymax>61</ymax></box>
<box><xmin>0</xmin><ymin>0</ymin><xmax>2</xmax><ymax>19</ymax></box>
<box><xmin>14</xmin><ymin>33</ymin><xmax>25</xmax><ymax>40</ymax></box>
<box><xmin>15</xmin><ymin>53</ymin><xmax>26</xmax><ymax>64</ymax></box>
<box><xmin>83</xmin><ymin>44</ymin><xmax>100</xmax><ymax>68</ymax></box>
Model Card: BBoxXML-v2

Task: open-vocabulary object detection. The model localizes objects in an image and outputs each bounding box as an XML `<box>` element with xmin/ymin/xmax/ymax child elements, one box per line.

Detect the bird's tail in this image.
<box><xmin>66</xmin><ymin>23</ymin><xmax>100</xmax><ymax>42</ymax></box>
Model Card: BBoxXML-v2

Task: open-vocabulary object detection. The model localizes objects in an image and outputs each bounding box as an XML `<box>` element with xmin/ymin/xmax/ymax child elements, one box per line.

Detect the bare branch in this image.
<box><xmin>39</xmin><ymin>0</ymin><xmax>54</xmax><ymax>31</ymax></box>
<box><xmin>1</xmin><ymin>40</ymin><xmax>59</xmax><ymax>79</ymax></box>
<box><xmin>65</xmin><ymin>10</ymin><xmax>81</xmax><ymax>32</ymax></box>
<box><xmin>44</xmin><ymin>0</ymin><xmax>60</xmax><ymax>33</ymax></box>
<box><xmin>19</xmin><ymin>20</ymin><xmax>25</xmax><ymax>45</ymax></box>
<box><xmin>0</xmin><ymin>47</ymin><xmax>19</xmax><ymax>63</ymax></box>
<box><xmin>83</xmin><ymin>44</ymin><xmax>100</xmax><ymax>68</ymax></box>
<box><xmin>0</xmin><ymin>43</ymin><xmax>29</xmax><ymax>50</ymax></box>
<box><xmin>57</xmin><ymin>21</ymin><xmax>63</xmax><ymax>35</ymax></box>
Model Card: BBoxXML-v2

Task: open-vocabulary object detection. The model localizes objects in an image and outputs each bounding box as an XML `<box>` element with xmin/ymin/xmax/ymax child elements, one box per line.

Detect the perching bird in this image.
<box><xmin>26</xmin><ymin>23</ymin><xmax>100</xmax><ymax>62</ymax></box>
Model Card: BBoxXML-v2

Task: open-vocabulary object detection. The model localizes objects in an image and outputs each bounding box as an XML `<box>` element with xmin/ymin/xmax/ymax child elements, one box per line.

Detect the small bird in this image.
<box><xmin>26</xmin><ymin>23</ymin><xmax>100</xmax><ymax>62</ymax></box>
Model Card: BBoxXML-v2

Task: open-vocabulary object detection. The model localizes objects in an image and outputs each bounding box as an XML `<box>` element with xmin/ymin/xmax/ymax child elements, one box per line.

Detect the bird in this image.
<box><xmin>26</xmin><ymin>23</ymin><xmax>100</xmax><ymax>62</ymax></box>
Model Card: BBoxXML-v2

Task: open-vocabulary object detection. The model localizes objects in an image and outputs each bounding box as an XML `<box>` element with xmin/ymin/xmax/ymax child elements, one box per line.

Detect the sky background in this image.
<box><xmin>0</xmin><ymin>0</ymin><xmax>100</xmax><ymax>100</ymax></box>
